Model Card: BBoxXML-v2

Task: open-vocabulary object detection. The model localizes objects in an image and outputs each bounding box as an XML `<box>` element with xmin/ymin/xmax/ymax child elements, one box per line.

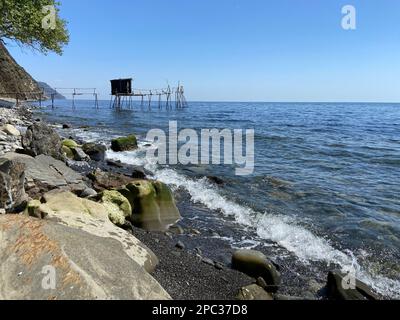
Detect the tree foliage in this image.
<box><xmin>0</xmin><ymin>0</ymin><xmax>69</xmax><ymax>55</ymax></box>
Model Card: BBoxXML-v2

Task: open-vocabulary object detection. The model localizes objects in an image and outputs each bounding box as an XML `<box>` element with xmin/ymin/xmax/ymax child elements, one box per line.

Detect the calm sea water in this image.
<box><xmin>35</xmin><ymin>100</ymin><xmax>400</xmax><ymax>298</ymax></box>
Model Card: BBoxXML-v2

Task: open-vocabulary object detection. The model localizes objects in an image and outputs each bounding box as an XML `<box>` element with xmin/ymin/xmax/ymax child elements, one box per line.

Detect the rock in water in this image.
<box><xmin>118</xmin><ymin>180</ymin><xmax>181</xmax><ymax>231</ymax></box>
<box><xmin>24</xmin><ymin>191</ymin><xmax>159</xmax><ymax>273</ymax></box>
<box><xmin>0</xmin><ymin>215</ymin><xmax>170</xmax><ymax>300</ymax></box>
<box><xmin>326</xmin><ymin>271</ymin><xmax>379</xmax><ymax>300</ymax></box>
<box><xmin>232</xmin><ymin>250</ymin><xmax>281</xmax><ymax>293</ymax></box>
<box><xmin>111</xmin><ymin>135</ymin><xmax>138</xmax><ymax>152</ymax></box>
<box><xmin>236</xmin><ymin>284</ymin><xmax>273</xmax><ymax>300</ymax></box>
<box><xmin>82</xmin><ymin>143</ymin><xmax>106</xmax><ymax>161</ymax></box>
<box><xmin>0</xmin><ymin>158</ymin><xmax>27</xmax><ymax>212</ymax></box>
<box><xmin>22</xmin><ymin>122</ymin><xmax>63</xmax><ymax>160</ymax></box>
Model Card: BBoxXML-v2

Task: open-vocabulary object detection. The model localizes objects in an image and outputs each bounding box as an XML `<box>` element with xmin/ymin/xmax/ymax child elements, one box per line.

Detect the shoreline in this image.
<box><xmin>0</xmin><ymin>103</ymin><xmax>387</xmax><ymax>300</ymax></box>
<box><xmin>0</xmin><ymin>104</ymin><xmax>261</xmax><ymax>300</ymax></box>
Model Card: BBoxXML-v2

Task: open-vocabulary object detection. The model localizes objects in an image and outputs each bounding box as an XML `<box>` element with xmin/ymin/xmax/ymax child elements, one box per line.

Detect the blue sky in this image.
<box><xmin>5</xmin><ymin>0</ymin><xmax>400</xmax><ymax>102</ymax></box>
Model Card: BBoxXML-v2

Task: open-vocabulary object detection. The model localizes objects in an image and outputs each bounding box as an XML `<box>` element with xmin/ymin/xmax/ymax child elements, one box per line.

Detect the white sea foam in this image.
<box><xmin>106</xmin><ymin>149</ymin><xmax>400</xmax><ymax>299</ymax></box>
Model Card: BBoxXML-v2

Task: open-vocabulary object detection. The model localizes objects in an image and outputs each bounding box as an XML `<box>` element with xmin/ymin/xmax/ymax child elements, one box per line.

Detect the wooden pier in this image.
<box><xmin>52</xmin><ymin>88</ymin><xmax>99</xmax><ymax>109</ymax></box>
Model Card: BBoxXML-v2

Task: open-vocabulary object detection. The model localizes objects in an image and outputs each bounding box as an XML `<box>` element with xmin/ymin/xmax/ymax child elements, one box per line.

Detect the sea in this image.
<box><xmin>34</xmin><ymin>100</ymin><xmax>400</xmax><ymax>299</ymax></box>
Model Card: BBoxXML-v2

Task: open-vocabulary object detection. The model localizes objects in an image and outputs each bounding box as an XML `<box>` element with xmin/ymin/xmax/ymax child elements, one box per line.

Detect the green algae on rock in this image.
<box><xmin>111</xmin><ymin>134</ymin><xmax>138</xmax><ymax>152</ymax></box>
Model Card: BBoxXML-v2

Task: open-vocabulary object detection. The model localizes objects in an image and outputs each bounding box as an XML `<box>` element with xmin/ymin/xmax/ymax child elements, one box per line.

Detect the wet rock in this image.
<box><xmin>82</xmin><ymin>143</ymin><xmax>106</xmax><ymax>162</ymax></box>
<box><xmin>0</xmin><ymin>157</ymin><xmax>27</xmax><ymax>212</ymax></box>
<box><xmin>232</xmin><ymin>249</ymin><xmax>281</xmax><ymax>293</ymax></box>
<box><xmin>131</xmin><ymin>166</ymin><xmax>147</xmax><ymax>179</ymax></box>
<box><xmin>22</xmin><ymin>122</ymin><xmax>63</xmax><ymax>160</ymax></box>
<box><xmin>111</xmin><ymin>134</ymin><xmax>138</xmax><ymax>152</ymax></box>
<box><xmin>326</xmin><ymin>270</ymin><xmax>379</xmax><ymax>300</ymax></box>
<box><xmin>118</xmin><ymin>180</ymin><xmax>181</xmax><ymax>231</ymax></box>
<box><xmin>2</xmin><ymin>124</ymin><xmax>20</xmax><ymax>137</ymax></box>
<box><xmin>62</xmin><ymin>123</ymin><xmax>71</xmax><ymax>129</ymax></box>
<box><xmin>236</xmin><ymin>284</ymin><xmax>273</xmax><ymax>300</ymax></box>
<box><xmin>0</xmin><ymin>215</ymin><xmax>169</xmax><ymax>300</ymax></box>
<box><xmin>207</xmin><ymin>176</ymin><xmax>224</xmax><ymax>186</ymax></box>
<box><xmin>106</xmin><ymin>159</ymin><xmax>124</xmax><ymax>168</ymax></box>
<box><xmin>88</xmin><ymin>168</ymin><xmax>132</xmax><ymax>191</ymax></box>
<box><xmin>26</xmin><ymin>191</ymin><xmax>158</xmax><ymax>273</ymax></box>
<box><xmin>176</xmin><ymin>241</ymin><xmax>185</xmax><ymax>250</ymax></box>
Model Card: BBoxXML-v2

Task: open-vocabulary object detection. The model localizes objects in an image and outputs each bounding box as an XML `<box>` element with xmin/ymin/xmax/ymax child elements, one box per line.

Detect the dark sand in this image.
<box><xmin>132</xmin><ymin>226</ymin><xmax>254</xmax><ymax>300</ymax></box>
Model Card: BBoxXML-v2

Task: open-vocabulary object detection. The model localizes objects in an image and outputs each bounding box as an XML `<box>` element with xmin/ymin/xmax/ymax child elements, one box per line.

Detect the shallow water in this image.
<box><xmin>35</xmin><ymin>100</ymin><xmax>400</xmax><ymax>298</ymax></box>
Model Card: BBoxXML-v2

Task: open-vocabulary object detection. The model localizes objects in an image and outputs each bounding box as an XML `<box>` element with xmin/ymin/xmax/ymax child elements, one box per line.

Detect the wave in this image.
<box><xmin>106</xmin><ymin>148</ymin><xmax>400</xmax><ymax>299</ymax></box>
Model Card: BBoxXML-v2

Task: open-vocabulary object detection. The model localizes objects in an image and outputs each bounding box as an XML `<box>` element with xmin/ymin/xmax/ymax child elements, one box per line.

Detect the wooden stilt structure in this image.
<box><xmin>110</xmin><ymin>78</ymin><xmax>188</xmax><ymax>111</ymax></box>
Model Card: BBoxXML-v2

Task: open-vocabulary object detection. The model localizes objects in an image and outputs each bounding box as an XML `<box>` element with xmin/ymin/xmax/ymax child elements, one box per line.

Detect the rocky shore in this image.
<box><xmin>0</xmin><ymin>104</ymin><xmax>381</xmax><ymax>300</ymax></box>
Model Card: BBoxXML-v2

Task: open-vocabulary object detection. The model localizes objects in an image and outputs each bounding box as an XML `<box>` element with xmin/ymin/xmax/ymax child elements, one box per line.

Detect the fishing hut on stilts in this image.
<box><xmin>110</xmin><ymin>78</ymin><xmax>188</xmax><ymax>110</ymax></box>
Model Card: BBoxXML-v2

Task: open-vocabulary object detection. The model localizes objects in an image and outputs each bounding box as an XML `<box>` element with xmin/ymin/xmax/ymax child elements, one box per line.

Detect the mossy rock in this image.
<box><xmin>124</xmin><ymin>180</ymin><xmax>181</xmax><ymax>231</ymax></box>
<box><xmin>100</xmin><ymin>190</ymin><xmax>132</xmax><ymax>227</ymax></box>
<box><xmin>111</xmin><ymin>135</ymin><xmax>138</xmax><ymax>152</ymax></box>
<box><xmin>62</xmin><ymin>139</ymin><xmax>79</xmax><ymax>149</ymax></box>
<box><xmin>62</xmin><ymin>145</ymin><xmax>74</xmax><ymax>159</ymax></box>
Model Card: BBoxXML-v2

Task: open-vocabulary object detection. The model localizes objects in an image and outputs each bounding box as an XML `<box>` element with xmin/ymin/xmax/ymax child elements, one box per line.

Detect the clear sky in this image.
<box><xmin>5</xmin><ymin>0</ymin><xmax>400</xmax><ymax>102</ymax></box>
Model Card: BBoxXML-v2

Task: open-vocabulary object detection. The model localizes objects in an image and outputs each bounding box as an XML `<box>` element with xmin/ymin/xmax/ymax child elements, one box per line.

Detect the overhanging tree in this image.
<box><xmin>0</xmin><ymin>0</ymin><xmax>69</xmax><ymax>55</ymax></box>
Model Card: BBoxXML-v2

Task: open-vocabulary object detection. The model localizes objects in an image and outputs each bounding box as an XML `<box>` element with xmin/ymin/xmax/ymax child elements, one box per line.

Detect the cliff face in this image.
<box><xmin>0</xmin><ymin>41</ymin><xmax>41</xmax><ymax>100</ymax></box>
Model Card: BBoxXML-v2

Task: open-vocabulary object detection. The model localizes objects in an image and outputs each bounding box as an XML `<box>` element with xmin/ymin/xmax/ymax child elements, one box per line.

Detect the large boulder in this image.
<box><xmin>82</xmin><ymin>143</ymin><xmax>106</xmax><ymax>161</ymax></box>
<box><xmin>326</xmin><ymin>271</ymin><xmax>379</xmax><ymax>300</ymax></box>
<box><xmin>88</xmin><ymin>168</ymin><xmax>132</xmax><ymax>191</ymax></box>
<box><xmin>22</xmin><ymin>122</ymin><xmax>63</xmax><ymax>160</ymax></box>
<box><xmin>0</xmin><ymin>215</ymin><xmax>170</xmax><ymax>300</ymax></box>
<box><xmin>118</xmin><ymin>180</ymin><xmax>181</xmax><ymax>231</ymax></box>
<box><xmin>1</xmin><ymin>153</ymin><xmax>88</xmax><ymax>197</ymax></box>
<box><xmin>0</xmin><ymin>157</ymin><xmax>27</xmax><ymax>212</ymax></box>
<box><xmin>111</xmin><ymin>135</ymin><xmax>138</xmax><ymax>152</ymax></box>
<box><xmin>232</xmin><ymin>250</ymin><xmax>281</xmax><ymax>293</ymax></box>
<box><xmin>24</xmin><ymin>191</ymin><xmax>158</xmax><ymax>273</ymax></box>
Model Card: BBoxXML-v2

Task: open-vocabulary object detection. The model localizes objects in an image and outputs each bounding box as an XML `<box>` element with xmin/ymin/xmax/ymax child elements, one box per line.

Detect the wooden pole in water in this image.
<box><xmin>148</xmin><ymin>90</ymin><xmax>152</xmax><ymax>109</ymax></box>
